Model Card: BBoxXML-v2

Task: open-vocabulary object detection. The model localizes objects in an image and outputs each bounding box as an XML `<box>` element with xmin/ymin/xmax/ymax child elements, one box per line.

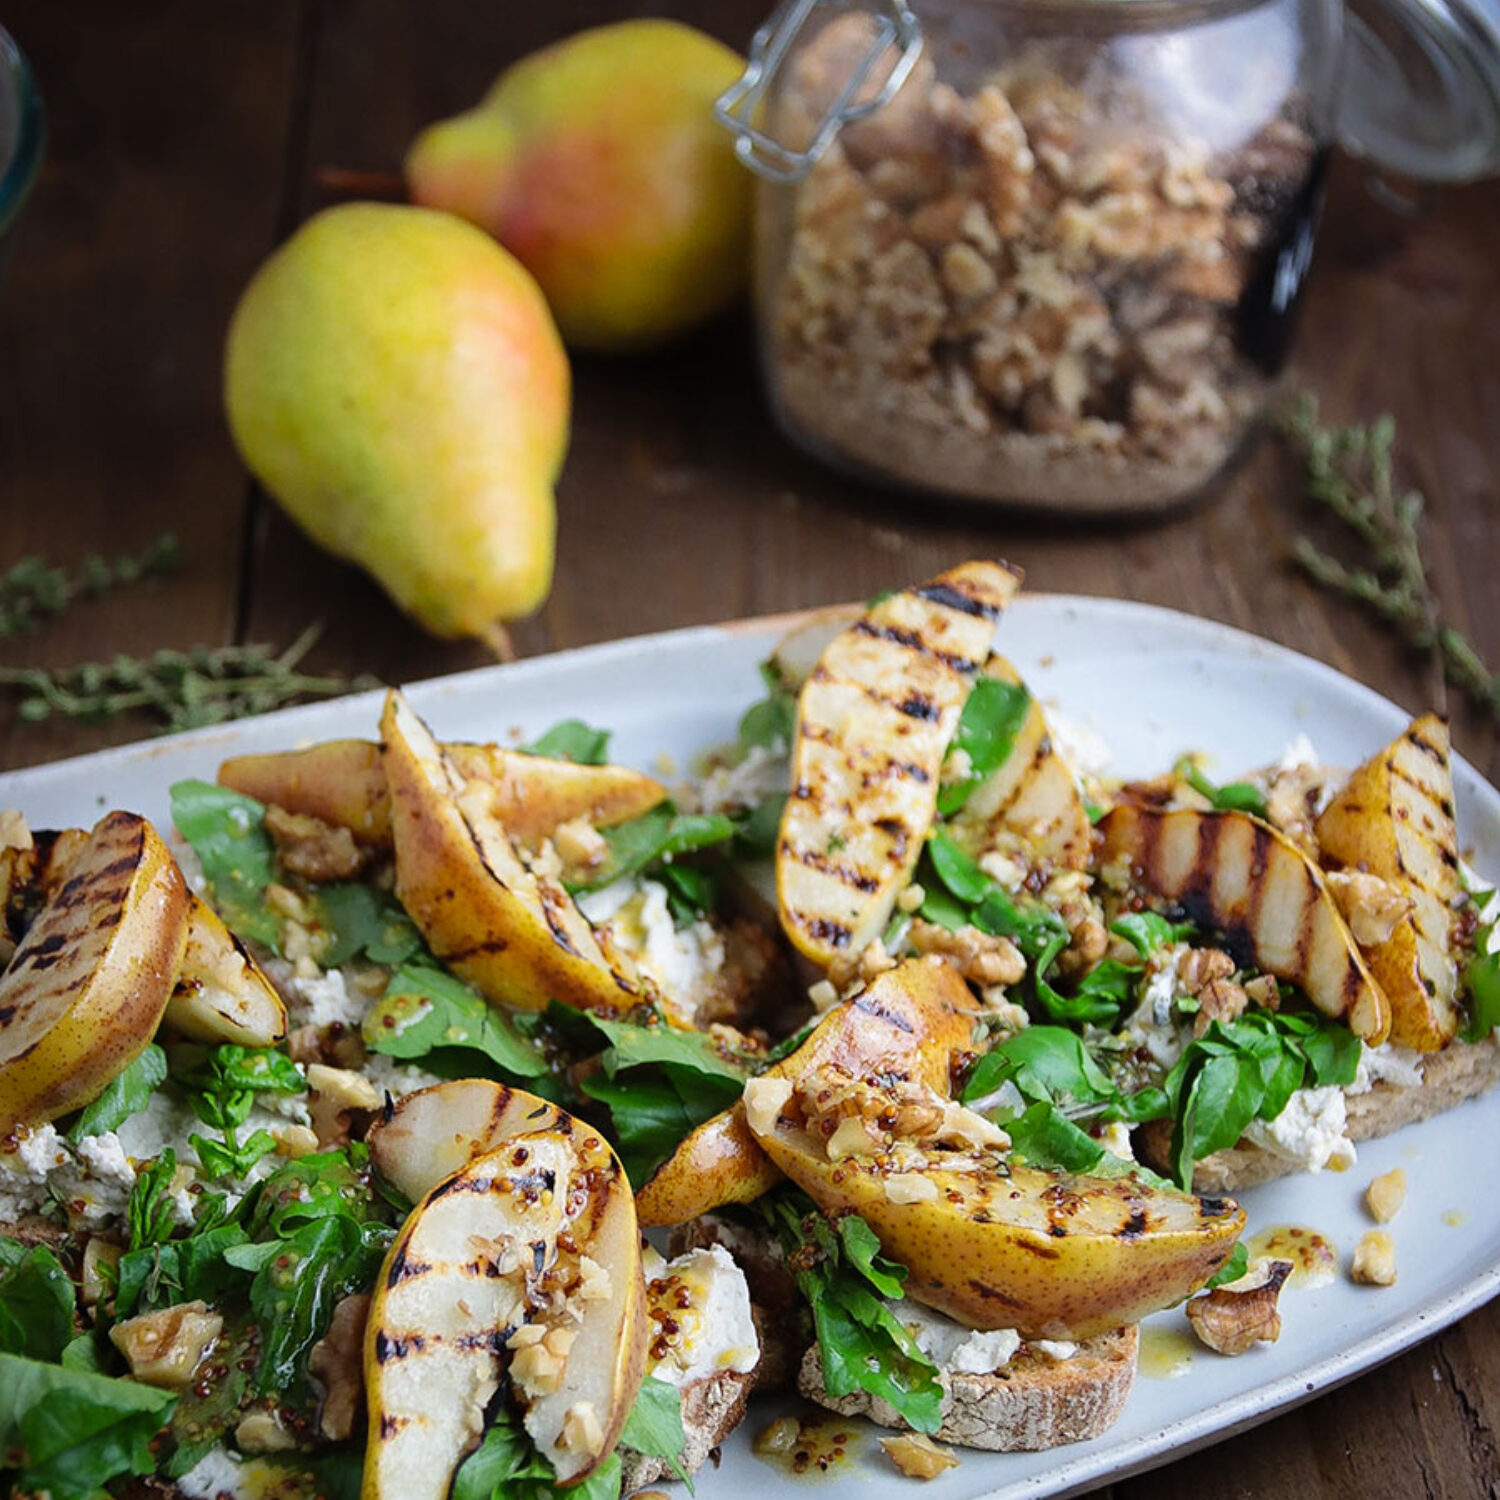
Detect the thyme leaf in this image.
<box><xmin>1279</xmin><ymin>393</ymin><xmax>1499</xmax><ymax>721</ymax></box>
<box><xmin>0</xmin><ymin>535</ymin><xmax>182</xmax><ymax>639</ymax></box>
<box><xmin>0</xmin><ymin>623</ymin><xmax>379</xmax><ymax>733</ymax></box>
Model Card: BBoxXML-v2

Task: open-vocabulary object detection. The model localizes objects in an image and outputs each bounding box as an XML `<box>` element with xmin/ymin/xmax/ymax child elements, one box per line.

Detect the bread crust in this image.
<box><xmin>1136</xmin><ymin>1035</ymin><xmax>1500</xmax><ymax>1194</ymax></box>
<box><xmin>797</xmin><ymin>1324</ymin><xmax>1139</xmax><ymax>1451</ymax></box>
<box><xmin>620</xmin><ymin>1368</ymin><xmax>755</xmax><ymax>1489</ymax></box>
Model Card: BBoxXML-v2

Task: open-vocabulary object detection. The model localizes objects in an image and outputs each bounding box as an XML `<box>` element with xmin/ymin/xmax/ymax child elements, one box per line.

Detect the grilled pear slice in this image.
<box><xmin>778</xmin><ymin>560</ymin><xmax>1022</xmax><ymax>967</ymax></box>
<box><xmin>1315</xmin><ymin>713</ymin><xmax>1460</xmax><ymax>1050</ymax></box>
<box><xmin>1100</xmin><ymin>804</ymin><xmax>1390</xmax><ymax>1043</ymax></box>
<box><xmin>219</xmin><ymin>738</ymin><xmax>666</xmax><ymax>849</ymax></box>
<box><xmin>768</xmin><ymin>605</ymin><xmax>860</xmax><ymax>692</ymax></box>
<box><xmin>381</xmin><ymin>690</ymin><xmax>641</xmax><ymax>1016</ymax></box>
<box><xmin>749</xmin><ymin>1068</ymin><xmax>1244</xmax><ymax>1340</ymax></box>
<box><xmin>0</xmin><ymin>812</ymin><xmax>190</xmax><ymax>1129</ymax></box>
<box><xmin>0</xmin><ymin>826</ymin><xmax>90</xmax><ymax>952</ymax></box>
<box><xmin>363</xmin><ymin>1122</ymin><xmax>646</xmax><ymax>1497</ymax></box>
<box><xmin>949</xmin><ymin>656</ymin><xmax>1091</xmax><ymax>874</ymax></box>
<box><xmin>164</xmin><ymin>896</ymin><xmax>288</xmax><ymax>1048</ymax></box>
<box><xmin>367</xmin><ymin>1078</ymin><xmax>569</xmax><ymax>1204</ymax></box>
<box><xmin>635</xmin><ymin>957</ymin><xmax>979</xmax><ymax>1226</ymax></box>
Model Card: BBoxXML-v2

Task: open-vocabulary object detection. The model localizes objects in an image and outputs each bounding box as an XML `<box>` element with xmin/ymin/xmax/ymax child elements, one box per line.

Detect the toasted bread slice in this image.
<box><xmin>1137</xmin><ymin>1036</ymin><xmax>1500</xmax><ymax>1194</ymax></box>
<box><xmin>620</xmin><ymin>1368</ymin><xmax>757</xmax><ymax>1489</ymax></box>
<box><xmin>797</xmin><ymin>1324</ymin><xmax>1139</xmax><ymax>1451</ymax></box>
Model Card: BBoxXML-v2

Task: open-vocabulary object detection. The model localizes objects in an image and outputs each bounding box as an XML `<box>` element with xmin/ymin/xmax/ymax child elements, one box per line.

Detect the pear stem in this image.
<box><xmin>477</xmin><ymin>620</ymin><xmax>518</xmax><ymax>664</ymax></box>
<box><xmin>314</xmin><ymin>166</ymin><xmax>408</xmax><ymax>202</ymax></box>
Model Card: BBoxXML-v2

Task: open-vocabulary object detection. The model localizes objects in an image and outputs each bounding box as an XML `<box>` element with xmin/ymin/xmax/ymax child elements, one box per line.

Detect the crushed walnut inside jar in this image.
<box><xmin>758</xmin><ymin>13</ymin><xmax>1321</xmax><ymax>511</ymax></box>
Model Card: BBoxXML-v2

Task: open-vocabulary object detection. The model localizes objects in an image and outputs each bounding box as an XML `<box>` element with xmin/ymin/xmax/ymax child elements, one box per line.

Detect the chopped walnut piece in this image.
<box><xmin>306</xmin><ymin>1063</ymin><xmax>381</xmax><ymax>1111</ymax></box>
<box><xmin>744</xmin><ymin>1076</ymin><xmax>794</xmax><ymax>1137</ymax></box>
<box><xmin>235</xmin><ymin>1409</ymin><xmax>300</xmax><ymax>1453</ymax></box>
<box><xmin>263</xmin><ymin>805</ymin><xmax>367</xmax><ymax>882</ymax></box>
<box><xmin>1186</xmin><ymin>1258</ymin><xmax>1292</xmax><ymax>1354</ymax></box>
<box><xmin>907</xmin><ymin>920</ymin><xmax>1025</xmax><ymax>987</ymax></box>
<box><xmin>1176</xmin><ymin>947</ymin><xmax>1236</xmax><ymax>994</ymax></box>
<box><xmin>1351</xmin><ymin>1231</ymin><xmax>1397</xmax><ymax>1286</ymax></box>
<box><xmin>554</xmin><ymin>816</ymin><xmax>608</xmax><ymax>874</ymax></box>
<box><xmin>1193</xmin><ymin>977</ymin><xmax>1249</xmax><ymax>1036</ymax></box>
<box><xmin>309</xmin><ymin>1292</ymin><xmax>369</xmax><ymax>1440</ymax></box>
<box><xmin>881</xmin><ymin>1432</ymin><xmax>960</xmax><ymax>1479</ymax></box>
<box><xmin>1326</xmin><ymin>870</ymin><xmax>1415</xmax><ymax>947</ymax></box>
<box><xmin>1366</xmin><ymin>1168</ymin><xmax>1408</xmax><ymax>1224</ymax></box>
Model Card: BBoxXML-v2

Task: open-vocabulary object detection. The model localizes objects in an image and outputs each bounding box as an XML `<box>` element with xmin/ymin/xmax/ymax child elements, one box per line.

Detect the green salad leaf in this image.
<box><xmin>169</xmin><ymin>779</ymin><xmax>279</xmax><ymax>946</ymax></box>
<box><xmin>620</xmin><ymin>1376</ymin><xmax>691</xmax><ymax>1486</ymax></box>
<box><xmin>576</xmin><ymin>807</ymin><xmax>738</xmax><ymax>892</ymax></box>
<box><xmin>1203</xmin><ymin>1241</ymin><xmax>1250</xmax><ymax>1290</ymax></box>
<box><xmin>0</xmin><ymin>1353</ymin><xmax>177</xmax><ymax>1500</ymax></box>
<box><xmin>760</xmin><ymin>1191</ymin><xmax>942</xmax><ymax>1435</ymax></box>
<box><xmin>0</xmin><ymin>1240</ymin><xmax>76</xmax><ymax>1361</ymax></box>
<box><xmin>312</xmin><ymin>880</ymin><xmax>424</xmax><ymax>968</ymax></box>
<box><xmin>364</xmin><ymin>963</ymin><xmax>549</xmax><ymax>1079</ymax></box>
<box><xmin>452</xmin><ymin>1400</ymin><xmax>623</xmax><ymax>1500</ymax></box>
<box><xmin>522</xmin><ymin>718</ymin><xmax>612</xmax><ymax>765</ymax></box>
<box><xmin>127</xmin><ymin>1150</ymin><xmax>180</xmax><ymax>1253</ymax></box>
<box><xmin>738</xmin><ymin>662</ymin><xmax>797</xmax><ymax>754</ymax></box>
<box><xmin>1109</xmin><ymin>912</ymin><xmax>1194</xmax><ymax>960</ymax></box>
<box><xmin>1172</xmin><ymin>757</ymin><xmax>1269</xmax><ymax>819</ymax></box>
<box><xmin>68</xmin><ymin>1043</ymin><xmax>167</xmax><ymax>1143</ymax></box>
<box><xmin>936</xmin><ymin>677</ymin><xmax>1031</xmax><ymax>817</ymax></box>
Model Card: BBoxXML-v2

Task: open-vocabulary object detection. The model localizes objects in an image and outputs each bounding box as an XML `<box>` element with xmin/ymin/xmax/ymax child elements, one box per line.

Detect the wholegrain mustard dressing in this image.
<box><xmin>1247</xmin><ymin>1225</ymin><xmax>1339</xmax><ymax>1289</ymax></box>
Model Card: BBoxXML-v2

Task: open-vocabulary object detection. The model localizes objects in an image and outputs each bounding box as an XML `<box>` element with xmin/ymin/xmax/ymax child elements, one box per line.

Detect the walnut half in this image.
<box><xmin>1185</xmin><ymin>1258</ymin><xmax>1293</xmax><ymax>1355</ymax></box>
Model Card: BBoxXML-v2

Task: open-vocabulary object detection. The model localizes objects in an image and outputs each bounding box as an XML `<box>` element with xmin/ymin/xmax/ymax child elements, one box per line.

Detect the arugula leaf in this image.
<box><xmin>735</xmin><ymin>791</ymin><xmax>787</xmax><ymax>858</ymax></box>
<box><xmin>582</xmin><ymin>1065</ymin><xmax>740</xmax><ymax>1184</ymax></box>
<box><xmin>192</xmin><ymin>1129</ymin><xmax>277</xmax><ymax>1181</ymax></box>
<box><xmin>922</xmin><ymin>832</ymin><xmax>1069</xmax><ymax>963</ymax></box>
<box><xmin>578</xmin><ymin>806</ymin><xmax>737</xmax><ymax>891</ymax></box>
<box><xmin>0</xmin><ymin>1240</ymin><xmax>75</xmax><ymax>1361</ymax></box>
<box><xmin>1002</xmin><ymin>1101</ymin><xmax>1111</xmax><ymax>1175</ymax></box>
<box><xmin>1203</xmin><ymin>1240</ymin><xmax>1250</xmax><ymax>1290</ymax></box>
<box><xmin>1109</xmin><ymin>912</ymin><xmax>1193</xmax><ymax>960</ymax></box>
<box><xmin>962</xmin><ymin>1026</ymin><xmax>1118</xmax><ymax>1110</ymax></box>
<box><xmin>182</xmin><ymin>1043</ymin><xmax>306</xmax><ymax>1098</ymax></box>
<box><xmin>1034</xmin><ymin>958</ymin><xmax>1138</xmax><ymax>1027</ymax></box>
<box><xmin>1463</xmin><ymin>949</ymin><xmax>1500</xmax><ymax>1042</ymax></box>
<box><xmin>169</xmin><ymin>779</ymin><xmax>279</xmax><ymax>945</ymax></box>
<box><xmin>0</xmin><ymin>1353</ymin><xmax>176</xmax><ymax>1500</ymax></box>
<box><xmin>68</xmin><ymin>1043</ymin><xmax>167</xmax><ymax>1143</ymax></box>
<box><xmin>247</xmin><ymin>1146</ymin><xmax>388</xmax><ymax>1240</ymax></box>
<box><xmin>657</xmin><ymin>862</ymin><xmax>718</xmax><ymax>925</ymax></box>
<box><xmin>589</xmin><ymin>1012</ymin><xmax>753</xmax><ymax>1085</ymax></box>
<box><xmin>1172</xmin><ymin>757</ymin><xmax>1269</xmax><ymax>819</ymax></box>
<box><xmin>937</xmin><ymin>677</ymin><xmax>1032</xmax><ymax>816</ymax></box>
<box><xmin>621</xmin><ymin>1376</ymin><xmax>691</xmax><ymax>1486</ymax></box>
<box><xmin>115</xmin><ymin>1222</ymin><xmax>251</xmax><ymax>1318</ymax></box>
<box><xmin>363</xmin><ymin>963</ymin><xmax>548</xmax><ymax>1079</ymax></box>
<box><xmin>451</xmin><ymin>1398</ymin><xmax>626</xmax><ymax>1500</ymax></box>
<box><xmin>312</xmin><ymin>880</ymin><xmax>423</xmax><ymax>968</ymax></box>
<box><xmin>522</xmin><ymin>719</ymin><xmax>611</xmax><ymax>765</ymax></box>
<box><xmin>247</xmin><ymin>1214</ymin><xmax>390</xmax><ymax>1398</ymax></box>
<box><xmin>739</xmin><ymin>663</ymin><xmax>797</xmax><ymax>754</ymax></box>
<box><xmin>762</xmin><ymin>1193</ymin><xmax>943</xmax><ymax>1435</ymax></box>
<box><xmin>127</xmin><ymin>1149</ymin><xmax>180</xmax><ymax>1252</ymax></box>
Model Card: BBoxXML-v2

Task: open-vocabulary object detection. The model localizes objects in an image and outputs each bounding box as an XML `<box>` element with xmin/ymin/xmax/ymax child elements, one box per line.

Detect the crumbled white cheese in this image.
<box><xmin>291</xmin><ymin>968</ymin><xmax>370</xmax><ymax>1030</ymax></box>
<box><xmin>1043</xmin><ymin>706</ymin><xmax>1113</xmax><ymax>782</ymax></box>
<box><xmin>176</xmin><ymin>1445</ymin><xmax>295</xmax><ymax>1500</ymax></box>
<box><xmin>66</xmin><ymin>1133</ymin><xmax>138</xmax><ymax>1229</ymax></box>
<box><xmin>645</xmin><ymin>1245</ymin><xmax>760</xmax><ymax>1386</ymax></box>
<box><xmin>1030</xmin><ymin>1339</ymin><xmax>1079</xmax><ymax>1361</ymax></box>
<box><xmin>1349</xmin><ymin>1042</ymin><xmax>1425</xmax><ymax>1095</ymax></box>
<box><xmin>896</xmin><ymin>1298</ymin><xmax>1022</xmax><ymax>1375</ymax></box>
<box><xmin>694</xmin><ymin>744</ymin><xmax>790</xmax><ymax>814</ymax></box>
<box><xmin>581</xmin><ymin>878</ymin><xmax>726</xmax><ymax>1027</ymax></box>
<box><xmin>1276</xmin><ymin>733</ymin><xmax>1320</xmax><ymax>773</ymax></box>
<box><xmin>1243</xmin><ymin>1085</ymin><xmax>1356</xmax><ymax>1172</ymax></box>
<box><xmin>360</xmin><ymin>1053</ymin><xmax>444</xmax><ymax>1101</ymax></box>
<box><xmin>0</xmin><ymin>1124</ymin><xmax>69</xmax><ymax>1221</ymax></box>
<box><xmin>1118</xmin><ymin>945</ymin><xmax>1189</xmax><ymax>1070</ymax></box>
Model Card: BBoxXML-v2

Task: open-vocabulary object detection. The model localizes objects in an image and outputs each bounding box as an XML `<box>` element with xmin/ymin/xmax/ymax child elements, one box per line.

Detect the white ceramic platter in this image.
<box><xmin>2</xmin><ymin>593</ymin><xmax>1498</xmax><ymax>1500</ymax></box>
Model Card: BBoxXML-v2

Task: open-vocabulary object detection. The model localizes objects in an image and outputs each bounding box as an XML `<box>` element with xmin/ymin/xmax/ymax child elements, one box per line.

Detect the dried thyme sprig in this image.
<box><xmin>0</xmin><ymin>623</ymin><xmax>380</xmax><ymax>734</ymax></box>
<box><xmin>1278</xmin><ymin>393</ymin><xmax>1500</xmax><ymax>721</ymax></box>
<box><xmin>0</xmin><ymin>535</ymin><xmax>183</xmax><ymax>639</ymax></box>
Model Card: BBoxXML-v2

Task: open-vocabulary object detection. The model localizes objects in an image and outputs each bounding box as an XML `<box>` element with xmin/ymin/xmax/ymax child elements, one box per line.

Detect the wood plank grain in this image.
<box><xmin>0</xmin><ymin>0</ymin><xmax>303</xmax><ymax>771</ymax></box>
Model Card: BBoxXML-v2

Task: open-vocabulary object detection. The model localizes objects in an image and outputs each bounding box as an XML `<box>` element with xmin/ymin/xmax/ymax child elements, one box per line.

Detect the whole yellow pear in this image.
<box><xmin>405</xmin><ymin>20</ymin><xmax>750</xmax><ymax>353</ymax></box>
<box><xmin>224</xmin><ymin>203</ymin><xmax>568</xmax><ymax>643</ymax></box>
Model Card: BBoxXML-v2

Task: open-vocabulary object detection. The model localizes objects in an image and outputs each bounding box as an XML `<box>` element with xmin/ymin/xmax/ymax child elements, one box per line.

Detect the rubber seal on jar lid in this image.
<box><xmin>1337</xmin><ymin>0</ymin><xmax>1500</xmax><ymax>181</ymax></box>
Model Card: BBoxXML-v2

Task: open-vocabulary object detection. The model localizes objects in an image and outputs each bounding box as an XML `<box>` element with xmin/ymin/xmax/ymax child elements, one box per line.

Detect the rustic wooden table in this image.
<box><xmin>2</xmin><ymin>3</ymin><xmax>1497</xmax><ymax>1497</ymax></box>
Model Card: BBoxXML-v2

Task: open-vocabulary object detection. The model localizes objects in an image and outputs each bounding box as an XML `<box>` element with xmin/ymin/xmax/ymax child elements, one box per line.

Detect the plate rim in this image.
<box><xmin>0</xmin><ymin>589</ymin><xmax>1496</xmax><ymax>1500</ymax></box>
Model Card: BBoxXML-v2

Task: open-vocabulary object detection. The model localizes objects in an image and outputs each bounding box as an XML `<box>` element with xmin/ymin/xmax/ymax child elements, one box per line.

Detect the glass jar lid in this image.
<box><xmin>1338</xmin><ymin>0</ymin><xmax>1500</xmax><ymax>181</ymax></box>
<box><xmin>718</xmin><ymin>0</ymin><xmax>1500</xmax><ymax>185</ymax></box>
